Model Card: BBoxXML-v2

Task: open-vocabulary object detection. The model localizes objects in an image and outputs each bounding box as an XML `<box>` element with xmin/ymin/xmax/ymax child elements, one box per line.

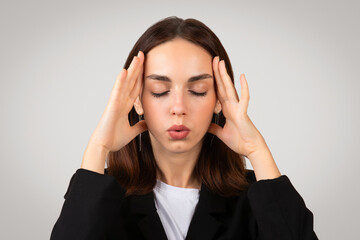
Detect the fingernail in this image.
<box><xmin>137</xmin><ymin>51</ymin><xmax>141</xmax><ymax>57</ymax></box>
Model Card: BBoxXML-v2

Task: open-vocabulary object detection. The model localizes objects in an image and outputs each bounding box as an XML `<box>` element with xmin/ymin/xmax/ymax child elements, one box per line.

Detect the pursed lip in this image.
<box><xmin>167</xmin><ymin>124</ymin><xmax>190</xmax><ymax>131</ymax></box>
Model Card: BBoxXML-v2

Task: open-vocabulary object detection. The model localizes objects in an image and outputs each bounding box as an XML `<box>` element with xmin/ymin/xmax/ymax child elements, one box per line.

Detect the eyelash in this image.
<box><xmin>151</xmin><ymin>91</ymin><xmax>207</xmax><ymax>98</ymax></box>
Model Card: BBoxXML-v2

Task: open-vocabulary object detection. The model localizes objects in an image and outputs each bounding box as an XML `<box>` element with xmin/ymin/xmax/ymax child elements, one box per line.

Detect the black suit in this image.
<box><xmin>50</xmin><ymin>168</ymin><xmax>318</xmax><ymax>239</ymax></box>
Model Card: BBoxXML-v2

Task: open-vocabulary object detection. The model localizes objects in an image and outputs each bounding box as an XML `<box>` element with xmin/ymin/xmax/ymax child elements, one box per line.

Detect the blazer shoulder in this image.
<box><xmin>245</xmin><ymin>169</ymin><xmax>257</xmax><ymax>184</ymax></box>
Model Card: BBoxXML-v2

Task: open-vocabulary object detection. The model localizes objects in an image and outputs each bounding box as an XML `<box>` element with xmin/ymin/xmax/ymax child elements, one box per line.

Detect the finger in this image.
<box><xmin>219</xmin><ymin>60</ymin><xmax>239</xmax><ymax>102</ymax></box>
<box><xmin>131</xmin><ymin>119</ymin><xmax>148</xmax><ymax>138</ymax></box>
<box><xmin>130</xmin><ymin>55</ymin><xmax>144</xmax><ymax>100</ymax></box>
<box><xmin>112</xmin><ymin>55</ymin><xmax>138</xmax><ymax>99</ymax></box>
<box><xmin>126</xmin><ymin>51</ymin><xmax>144</xmax><ymax>92</ymax></box>
<box><xmin>130</xmin><ymin>52</ymin><xmax>145</xmax><ymax>99</ymax></box>
<box><xmin>207</xmin><ymin>123</ymin><xmax>223</xmax><ymax>140</ymax></box>
<box><xmin>212</xmin><ymin>56</ymin><xmax>226</xmax><ymax>103</ymax></box>
<box><xmin>109</xmin><ymin>68</ymin><xmax>127</xmax><ymax>102</ymax></box>
<box><xmin>239</xmin><ymin>74</ymin><xmax>250</xmax><ymax>114</ymax></box>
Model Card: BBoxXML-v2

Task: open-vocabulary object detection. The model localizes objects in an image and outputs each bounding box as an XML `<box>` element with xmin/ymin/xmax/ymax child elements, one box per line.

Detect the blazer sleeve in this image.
<box><xmin>50</xmin><ymin>168</ymin><xmax>126</xmax><ymax>240</ymax></box>
<box><xmin>247</xmin><ymin>174</ymin><xmax>318</xmax><ymax>240</ymax></box>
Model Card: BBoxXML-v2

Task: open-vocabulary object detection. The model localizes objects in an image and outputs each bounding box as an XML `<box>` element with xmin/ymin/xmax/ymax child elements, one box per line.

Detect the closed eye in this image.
<box><xmin>151</xmin><ymin>91</ymin><xmax>207</xmax><ymax>98</ymax></box>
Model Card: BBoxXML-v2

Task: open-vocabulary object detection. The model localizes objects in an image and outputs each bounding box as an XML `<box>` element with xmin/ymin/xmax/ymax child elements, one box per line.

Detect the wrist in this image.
<box><xmin>246</xmin><ymin>145</ymin><xmax>281</xmax><ymax>181</ymax></box>
<box><xmin>81</xmin><ymin>142</ymin><xmax>110</xmax><ymax>174</ymax></box>
<box><xmin>247</xmin><ymin>143</ymin><xmax>270</xmax><ymax>162</ymax></box>
<box><xmin>86</xmin><ymin>141</ymin><xmax>110</xmax><ymax>156</ymax></box>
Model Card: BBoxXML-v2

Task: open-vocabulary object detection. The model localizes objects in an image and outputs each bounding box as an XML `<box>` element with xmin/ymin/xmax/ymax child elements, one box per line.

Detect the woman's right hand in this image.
<box><xmin>81</xmin><ymin>51</ymin><xmax>147</xmax><ymax>173</ymax></box>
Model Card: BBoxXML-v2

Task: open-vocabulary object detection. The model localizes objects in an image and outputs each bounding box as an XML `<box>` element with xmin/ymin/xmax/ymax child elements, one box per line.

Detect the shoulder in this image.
<box><xmin>245</xmin><ymin>169</ymin><xmax>257</xmax><ymax>185</ymax></box>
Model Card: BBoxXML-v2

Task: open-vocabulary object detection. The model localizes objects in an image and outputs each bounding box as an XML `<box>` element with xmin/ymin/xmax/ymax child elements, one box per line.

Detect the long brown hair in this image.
<box><xmin>107</xmin><ymin>16</ymin><xmax>249</xmax><ymax>197</ymax></box>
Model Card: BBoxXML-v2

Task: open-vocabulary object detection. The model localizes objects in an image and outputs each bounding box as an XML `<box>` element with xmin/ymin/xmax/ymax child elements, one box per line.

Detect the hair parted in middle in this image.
<box><xmin>107</xmin><ymin>16</ymin><xmax>249</xmax><ymax>197</ymax></box>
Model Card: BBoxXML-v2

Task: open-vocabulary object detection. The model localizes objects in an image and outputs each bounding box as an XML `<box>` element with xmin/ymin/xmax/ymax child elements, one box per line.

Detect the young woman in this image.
<box><xmin>50</xmin><ymin>16</ymin><xmax>318</xmax><ymax>240</ymax></box>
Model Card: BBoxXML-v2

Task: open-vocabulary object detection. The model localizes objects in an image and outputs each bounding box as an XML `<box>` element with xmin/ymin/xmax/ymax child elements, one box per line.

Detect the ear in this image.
<box><xmin>134</xmin><ymin>96</ymin><xmax>144</xmax><ymax>115</ymax></box>
<box><xmin>214</xmin><ymin>99</ymin><xmax>222</xmax><ymax>114</ymax></box>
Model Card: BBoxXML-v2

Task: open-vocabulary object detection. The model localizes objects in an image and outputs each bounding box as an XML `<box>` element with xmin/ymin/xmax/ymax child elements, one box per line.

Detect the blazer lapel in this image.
<box><xmin>185</xmin><ymin>182</ymin><xmax>227</xmax><ymax>240</ymax></box>
<box><xmin>128</xmin><ymin>191</ymin><xmax>168</xmax><ymax>240</ymax></box>
<box><xmin>127</xmin><ymin>182</ymin><xmax>227</xmax><ymax>240</ymax></box>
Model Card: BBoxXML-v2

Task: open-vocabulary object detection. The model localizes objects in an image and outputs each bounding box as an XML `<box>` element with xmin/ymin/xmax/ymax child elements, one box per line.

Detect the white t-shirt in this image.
<box><xmin>153</xmin><ymin>179</ymin><xmax>200</xmax><ymax>240</ymax></box>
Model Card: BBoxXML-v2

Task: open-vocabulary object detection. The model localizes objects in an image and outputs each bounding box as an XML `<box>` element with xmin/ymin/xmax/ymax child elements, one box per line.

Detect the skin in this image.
<box><xmin>81</xmin><ymin>37</ymin><xmax>281</xmax><ymax>186</ymax></box>
<box><xmin>134</xmin><ymin>38</ymin><xmax>221</xmax><ymax>189</ymax></box>
<box><xmin>134</xmin><ymin>38</ymin><xmax>280</xmax><ymax>189</ymax></box>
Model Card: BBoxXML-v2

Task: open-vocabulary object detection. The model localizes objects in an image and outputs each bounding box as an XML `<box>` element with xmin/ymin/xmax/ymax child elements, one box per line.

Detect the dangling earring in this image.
<box><xmin>210</xmin><ymin>113</ymin><xmax>219</xmax><ymax>146</ymax></box>
<box><xmin>138</xmin><ymin>114</ymin><xmax>143</xmax><ymax>152</ymax></box>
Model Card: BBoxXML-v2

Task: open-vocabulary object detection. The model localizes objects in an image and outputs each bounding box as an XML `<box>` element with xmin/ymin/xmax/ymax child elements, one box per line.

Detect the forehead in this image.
<box><xmin>144</xmin><ymin>38</ymin><xmax>213</xmax><ymax>77</ymax></box>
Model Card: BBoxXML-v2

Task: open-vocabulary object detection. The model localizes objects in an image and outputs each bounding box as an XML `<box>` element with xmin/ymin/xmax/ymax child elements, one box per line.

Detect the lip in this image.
<box><xmin>167</xmin><ymin>124</ymin><xmax>190</xmax><ymax>131</ymax></box>
<box><xmin>167</xmin><ymin>124</ymin><xmax>190</xmax><ymax>140</ymax></box>
<box><xmin>168</xmin><ymin>130</ymin><xmax>190</xmax><ymax>139</ymax></box>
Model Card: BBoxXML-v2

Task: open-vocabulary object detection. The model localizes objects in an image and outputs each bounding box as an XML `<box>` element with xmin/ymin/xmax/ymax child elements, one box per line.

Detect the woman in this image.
<box><xmin>50</xmin><ymin>16</ymin><xmax>318</xmax><ymax>240</ymax></box>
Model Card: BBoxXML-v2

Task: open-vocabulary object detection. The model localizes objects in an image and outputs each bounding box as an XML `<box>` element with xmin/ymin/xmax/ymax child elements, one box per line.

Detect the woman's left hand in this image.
<box><xmin>207</xmin><ymin>56</ymin><xmax>268</xmax><ymax>158</ymax></box>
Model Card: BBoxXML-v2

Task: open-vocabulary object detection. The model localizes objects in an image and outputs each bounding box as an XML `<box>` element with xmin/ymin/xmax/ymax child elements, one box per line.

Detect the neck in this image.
<box><xmin>151</xmin><ymin>137</ymin><xmax>202</xmax><ymax>189</ymax></box>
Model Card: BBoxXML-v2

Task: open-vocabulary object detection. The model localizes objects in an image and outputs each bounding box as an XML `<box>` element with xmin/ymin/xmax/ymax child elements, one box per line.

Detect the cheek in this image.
<box><xmin>141</xmin><ymin>95</ymin><xmax>163</xmax><ymax>131</ymax></box>
<box><xmin>197</xmin><ymin>92</ymin><xmax>218</xmax><ymax>122</ymax></box>
<box><xmin>192</xmin><ymin>101</ymin><xmax>216</xmax><ymax>124</ymax></box>
<box><xmin>190</xmin><ymin>90</ymin><xmax>217</xmax><ymax>111</ymax></box>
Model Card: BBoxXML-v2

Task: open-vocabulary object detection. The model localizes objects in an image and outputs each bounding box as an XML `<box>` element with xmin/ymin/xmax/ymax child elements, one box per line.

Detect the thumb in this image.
<box><xmin>207</xmin><ymin>123</ymin><xmax>223</xmax><ymax>139</ymax></box>
<box><xmin>131</xmin><ymin>120</ymin><xmax>148</xmax><ymax>138</ymax></box>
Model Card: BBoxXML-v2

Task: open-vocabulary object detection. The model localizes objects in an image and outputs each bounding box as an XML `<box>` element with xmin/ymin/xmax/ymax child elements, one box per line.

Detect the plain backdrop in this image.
<box><xmin>0</xmin><ymin>0</ymin><xmax>359</xmax><ymax>239</ymax></box>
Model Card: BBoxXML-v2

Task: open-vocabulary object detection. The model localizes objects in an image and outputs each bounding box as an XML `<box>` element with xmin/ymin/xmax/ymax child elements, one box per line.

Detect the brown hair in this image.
<box><xmin>107</xmin><ymin>16</ymin><xmax>249</xmax><ymax>197</ymax></box>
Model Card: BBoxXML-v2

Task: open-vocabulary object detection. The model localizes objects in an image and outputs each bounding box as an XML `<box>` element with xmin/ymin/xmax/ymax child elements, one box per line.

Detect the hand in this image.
<box><xmin>87</xmin><ymin>51</ymin><xmax>148</xmax><ymax>153</ymax></box>
<box><xmin>207</xmin><ymin>56</ymin><xmax>268</xmax><ymax>158</ymax></box>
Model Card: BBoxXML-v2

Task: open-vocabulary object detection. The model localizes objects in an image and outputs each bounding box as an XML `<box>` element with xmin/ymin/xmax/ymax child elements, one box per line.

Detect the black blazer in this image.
<box><xmin>50</xmin><ymin>168</ymin><xmax>318</xmax><ymax>240</ymax></box>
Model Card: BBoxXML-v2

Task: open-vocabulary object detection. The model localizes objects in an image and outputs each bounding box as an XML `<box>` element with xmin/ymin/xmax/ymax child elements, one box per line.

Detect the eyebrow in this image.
<box><xmin>145</xmin><ymin>73</ymin><xmax>213</xmax><ymax>82</ymax></box>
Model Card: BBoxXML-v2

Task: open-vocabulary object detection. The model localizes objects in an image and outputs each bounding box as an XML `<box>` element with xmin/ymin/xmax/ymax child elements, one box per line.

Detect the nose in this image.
<box><xmin>170</xmin><ymin>90</ymin><xmax>187</xmax><ymax>117</ymax></box>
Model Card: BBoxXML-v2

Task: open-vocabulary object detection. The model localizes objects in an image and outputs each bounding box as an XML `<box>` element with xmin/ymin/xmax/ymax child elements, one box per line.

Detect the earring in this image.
<box><xmin>138</xmin><ymin>114</ymin><xmax>143</xmax><ymax>152</ymax></box>
<box><xmin>210</xmin><ymin>113</ymin><xmax>219</xmax><ymax>146</ymax></box>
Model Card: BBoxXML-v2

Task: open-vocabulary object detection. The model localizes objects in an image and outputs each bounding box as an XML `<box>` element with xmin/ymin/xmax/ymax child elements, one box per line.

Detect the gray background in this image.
<box><xmin>1</xmin><ymin>0</ymin><xmax>358</xmax><ymax>239</ymax></box>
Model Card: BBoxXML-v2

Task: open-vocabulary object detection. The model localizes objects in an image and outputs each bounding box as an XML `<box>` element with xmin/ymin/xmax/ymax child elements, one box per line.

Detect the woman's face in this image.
<box><xmin>138</xmin><ymin>38</ymin><xmax>220</xmax><ymax>154</ymax></box>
